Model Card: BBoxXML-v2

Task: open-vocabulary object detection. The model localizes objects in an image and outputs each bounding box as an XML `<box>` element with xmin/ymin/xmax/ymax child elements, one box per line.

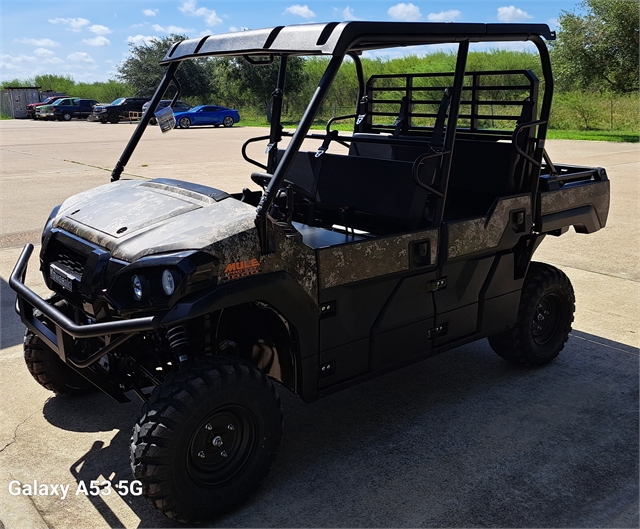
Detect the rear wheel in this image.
<box><xmin>488</xmin><ymin>262</ymin><xmax>574</xmax><ymax>366</ymax></box>
<box><xmin>223</xmin><ymin>116</ymin><xmax>234</xmax><ymax>128</ymax></box>
<box><xmin>178</xmin><ymin>117</ymin><xmax>191</xmax><ymax>129</ymax></box>
<box><xmin>131</xmin><ymin>357</ymin><xmax>283</xmax><ymax>523</ymax></box>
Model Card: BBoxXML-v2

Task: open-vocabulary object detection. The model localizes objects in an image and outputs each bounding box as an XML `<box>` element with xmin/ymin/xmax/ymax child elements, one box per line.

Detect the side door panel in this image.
<box><xmin>318</xmin><ymin>275</ymin><xmax>399</xmax><ymax>389</ymax></box>
<box><xmin>432</xmin><ymin>256</ymin><xmax>493</xmax><ymax>347</ymax></box>
<box><xmin>369</xmin><ymin>271</ymin><xmax>437</xmax><ymax>370</ymax></box>
<box><xmin>316</xmin><ymin>228</ymin><xmax>439</xmax><ymax>388</ymax></box>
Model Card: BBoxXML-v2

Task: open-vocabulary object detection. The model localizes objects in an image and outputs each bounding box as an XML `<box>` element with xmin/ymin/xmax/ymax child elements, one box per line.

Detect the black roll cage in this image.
<box><xmin>109</xmin><ymin>22</ymin><xmax>555</xmax><ymax>253</ymax></box>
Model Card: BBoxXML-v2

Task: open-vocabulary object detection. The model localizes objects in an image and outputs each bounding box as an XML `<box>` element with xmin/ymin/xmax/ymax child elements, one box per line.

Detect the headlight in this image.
<box><xmin>131</xmin><ymin>275</ymin><xmax>143</xmax><ymax>300</ymax></box>
<box><xmin>161</xmin><ymin>269</ymin><xmax>175</xmax><ymax>296</ymax></box>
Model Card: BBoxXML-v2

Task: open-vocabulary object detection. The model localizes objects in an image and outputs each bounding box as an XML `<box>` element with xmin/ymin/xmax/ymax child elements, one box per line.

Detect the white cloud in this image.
<box><xmin>127</xmin><ymin>35</ymin><xmax>157</xmax><ymax>46</ymax></box>
<box><xmin>497</xmin><ymin>6</ymin><xmax>533</xmax><ymax>22</ymax></box>
<box><xmin>142</xmin><ymin>8</ymin><xmax>159</xmax><ymax>16</ymax></box>
<box><xmin>48</xmin><ymin>17</ymin><xmax>91</xmax><ymax>31</ymax></box>
<box><xmin>335</xmin><ymin>6</ymin><xmax>359</xmax><ymax>21</ymax></box>
<box><xmin>33</xmin><ymin>48</ymin><xmax>56</xmax><ymax>57</ymax></box>
<box><xmin>83</xmin><ymin>36</ymin><xmax>111</xmax><ymax>46</ymax></box>
<box><xmin>1</xmin><ymin>54</ymin><xmax>37</xmax><ymax>65</ymax></box>
<box><xmin>68</xmin><ymin>52</ymin><xmax>95</xmax><ymax>63</ymax></box>
<box><xmin>151</xmin><ymin>24</ymin><xmax>193</xmax><ymax>33</ymax></box>
<box><xmin>228</xmin><ymin>26</ymin><xmax>250</xmax><ymax>32</ymax></box>
<box><xmin>89</xmin><ymin>24</ymin><xmax>112</xmax><ymax>35</ymax></box>
<box><xmin>43</xmin><ymin>57</ymin><xmax>64</xmax><ymax>65</ymax></box>
<box><xmin>388</xmin><ymin>3</ymin><xmax>422</xmax><ymax>22</ymax></box>
<box><xmin>548</xmin><ymin>18</ymin><xmax>558</xmax><ymax>29</ymax></box>
<box><xmin>283</xmin><ymin>4</ymin><xmax>316</xmax><ymax>19</ymax></box>
<box><xmin>179</xmin><ymin>0</ymin><xmax>223</xmax><ymax>26</ymax></box>
<box><xmin>427</xmin><ymin>9</ymin><xmax>462</xmax><ymax>22</ymax></box>
<box><xmin>16</xmin><ymin>38</ymin><xmax>60</xmax><ymax>47</ymax></box>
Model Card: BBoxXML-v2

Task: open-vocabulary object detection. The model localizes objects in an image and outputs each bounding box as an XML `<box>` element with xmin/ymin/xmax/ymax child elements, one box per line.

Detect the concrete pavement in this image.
<box><xmin>0</xmin><ymin>119</ymin><xmax>637</xmax><ymax>528</ymax></box>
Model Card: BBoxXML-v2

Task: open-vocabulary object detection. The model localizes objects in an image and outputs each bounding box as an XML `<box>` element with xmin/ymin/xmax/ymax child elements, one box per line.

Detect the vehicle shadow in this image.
<box><xmin>42</xmin><ymin>391</ymin><xmax>173</xmax><ymax>528</ymax></box>
<box><xmin>1</xmin><ymin>277</ymin><xmax>24</xmax><ymax>349</ymax></box>
<box><xmin>42</xmin><ymin>332</ymin><xmax>639</xmax><ymax>528</ymax></box>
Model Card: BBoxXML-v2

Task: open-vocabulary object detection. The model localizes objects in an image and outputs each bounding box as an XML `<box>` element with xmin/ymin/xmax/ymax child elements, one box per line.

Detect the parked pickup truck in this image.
<box><xmin>36</xmin><ymin>98</ymin><xmax>98</xmax><ymax>121</ymax></box>
<box><xmin>10</xmin><ymin>22</ymin><xmax>610</xmax><ymax>524</ymax></box>
<box><xmin>92</xmin><ymin>97</ymin><xmax>151</xmax><ymax>123</ymax></box>
<box><xmin>27</xmin><ymin>95</ymin><xmax>66</xmax><ymax>119</ymax></box>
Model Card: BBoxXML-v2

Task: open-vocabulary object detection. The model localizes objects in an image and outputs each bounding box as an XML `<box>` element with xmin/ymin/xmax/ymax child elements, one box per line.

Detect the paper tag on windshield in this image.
<box><xmin>155</xmin><ymin>106</ymin><xmax>175</xmax><ymax>133</ymax></box>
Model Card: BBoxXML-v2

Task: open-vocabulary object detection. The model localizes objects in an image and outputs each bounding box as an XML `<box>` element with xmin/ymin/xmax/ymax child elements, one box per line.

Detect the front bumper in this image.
<box><xmin>10</xmin><ymin>244</ymin><xmax>158</xmax><ymax>400</ymax></box>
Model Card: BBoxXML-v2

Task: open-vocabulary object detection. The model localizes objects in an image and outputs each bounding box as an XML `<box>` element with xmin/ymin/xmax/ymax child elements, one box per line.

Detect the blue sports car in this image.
<box><xmin>173</xmin><ymin>105</ymin><xmax>240</xmax><ymax>129</ymax></box>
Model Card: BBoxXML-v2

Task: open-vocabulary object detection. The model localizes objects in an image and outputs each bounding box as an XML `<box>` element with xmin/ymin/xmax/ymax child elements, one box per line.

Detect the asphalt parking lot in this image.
<box><xmin>0</xmin><ymin>119</ymin><xmax>638</xmax><ymax>528</ymax></box>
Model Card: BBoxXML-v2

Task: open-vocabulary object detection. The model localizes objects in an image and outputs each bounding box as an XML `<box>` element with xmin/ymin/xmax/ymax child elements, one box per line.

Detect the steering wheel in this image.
<box><xmin>251</xmin><ymin>172</ymin><xmax>316</xmax><ymax>201</ymax></box>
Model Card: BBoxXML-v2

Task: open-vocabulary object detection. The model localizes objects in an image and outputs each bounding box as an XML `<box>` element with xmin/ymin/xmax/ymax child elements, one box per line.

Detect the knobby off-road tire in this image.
<box><xmin>24</xmin><ymin>330</ymin><xmax>94</xmax><ymax>395</ymax></box>
<box><xmin>131</xmin><ymin>357</ymin><xmax>283</xmax><ymax>523</ymax></box>
<box><xmin>488</xmin><ymin>262</ymin><xmax>575</xmax><ymax>366</ymax></box>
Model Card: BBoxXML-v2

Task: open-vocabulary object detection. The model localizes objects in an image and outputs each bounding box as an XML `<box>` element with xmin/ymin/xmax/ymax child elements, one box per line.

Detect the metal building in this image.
<box><xmin>0</xmin><ymin>87</ymin><xmax>41</xmax><ymax>118</ymax></box>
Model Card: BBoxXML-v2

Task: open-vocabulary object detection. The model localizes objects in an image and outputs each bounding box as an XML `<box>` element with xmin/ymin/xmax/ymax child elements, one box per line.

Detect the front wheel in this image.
<box><xmin>222</xmin><ymin>116</ymin><xmax>235</xmax><ymax>128</ymax></box>
<box><xmin>178</xmin><ymin>117</ymin><xmax>191</xmax><ymax>129</ymax></box>
<box><xmin>131</xmin><ymin>357</ymin><xmax>283</xmax><ymax>523</ymax></box>
<box><xmin>24</xmin><ymin>330</ymin><xmax>94</xmax><ymax>395</ymax></box>
<box><xmin>488</xmin><ymin>262</ymin><xmax>575</xmax><ymax>366</ymax></box>
<box><xmin>108</xmin><ymin>113</ymin><xmax>119</xmax><ymax>124</ymax></box>
<box><xmin>62</xmin><ymin>112</ymin><xmax>72</xmax><ymax>121</ymax></box>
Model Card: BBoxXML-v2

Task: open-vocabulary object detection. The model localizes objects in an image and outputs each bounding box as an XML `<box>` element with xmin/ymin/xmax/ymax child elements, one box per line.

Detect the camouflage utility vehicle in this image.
<box><xmin>11</xmin><ymin>22</ymin><xmax>610</xmax><ymax>523</ymax></box>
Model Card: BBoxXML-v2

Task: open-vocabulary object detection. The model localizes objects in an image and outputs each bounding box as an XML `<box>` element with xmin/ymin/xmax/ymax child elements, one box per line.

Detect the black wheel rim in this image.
<box><xmin>531</xmin><ymin>293</ymin><xmax>562</xmax><ymax>346</ymax></box>
<box><xmin>186</xmin><ymin>405</ymin><xmax>257</xmax><ymax>487</ymax></box>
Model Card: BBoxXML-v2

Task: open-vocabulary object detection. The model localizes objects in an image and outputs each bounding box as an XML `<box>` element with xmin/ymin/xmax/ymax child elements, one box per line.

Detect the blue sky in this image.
<box><xmin>1</xmin><ymin>0</ymin><xmax>585</xmax><ymax>83</ymax></box>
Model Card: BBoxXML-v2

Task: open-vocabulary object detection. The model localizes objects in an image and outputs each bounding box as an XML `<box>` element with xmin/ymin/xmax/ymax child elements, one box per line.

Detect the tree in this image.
<box><xmin>117</xmin><ymin>35</ymin><xmax>211</xmax><ymax>100</ymax></box>
<box><xmin>551</xmin><ymin>0</ymin><xmax>639</xmax><ymax>93</ymax></box>
<box><xmin>225</xmin><ymin>56</ymin><xmax>307</xmax><ymax>121</ymax></box>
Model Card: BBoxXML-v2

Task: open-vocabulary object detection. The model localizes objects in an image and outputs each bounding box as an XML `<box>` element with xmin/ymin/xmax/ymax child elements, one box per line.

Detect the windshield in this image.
<box><xmin>110</xmin><ymin>98</ymin><xmax>126</xmax><ymax>105</ymax></box>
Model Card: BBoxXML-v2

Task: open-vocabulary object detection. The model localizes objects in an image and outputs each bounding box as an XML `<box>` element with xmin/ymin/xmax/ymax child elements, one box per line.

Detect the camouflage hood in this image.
<box><xmin>52</xmin><ymin>179</ymin><xmax>258</xmax><ymax>262</ymax></box>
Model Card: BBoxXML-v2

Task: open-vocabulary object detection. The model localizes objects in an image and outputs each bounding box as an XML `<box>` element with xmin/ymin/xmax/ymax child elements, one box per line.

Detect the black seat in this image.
<box><xmin>315</xmin><ymin>154</ymin><xmax>429</xmax><ymax>232</ymax></box>
<box><xmin>278</xmin><ymin>149</ymin><xmax>431</xmax><ymax>232</ymax></box>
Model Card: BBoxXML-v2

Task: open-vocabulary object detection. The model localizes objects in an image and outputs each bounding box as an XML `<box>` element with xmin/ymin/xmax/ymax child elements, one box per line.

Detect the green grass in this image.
<box><xmin>241</xmin><ymin>117</ymin><xmax>639</xmax><ymax>142</ymax></box>
<box><xmin>0</xmin><ymin>114</ymin><xmax>12</xmax><ymax>120</ymax></box>
<box><xmin>546</xmin><ymin>129</ymin><xmax>638</xmax><ymax>142</ymax></box>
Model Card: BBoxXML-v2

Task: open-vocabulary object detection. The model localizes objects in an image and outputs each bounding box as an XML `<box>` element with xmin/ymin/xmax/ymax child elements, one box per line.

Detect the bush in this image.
<box><xmin>551</xmin><ymin>91</ymin><xmax>639</xmax><ymax>131</ymax></box>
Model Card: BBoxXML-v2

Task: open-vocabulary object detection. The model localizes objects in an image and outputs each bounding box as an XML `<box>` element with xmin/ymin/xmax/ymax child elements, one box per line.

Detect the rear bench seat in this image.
<box><xmin>348</xmin><ymin>133</ymin><xmax>524</xmax><ymax>219</ymax></box>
